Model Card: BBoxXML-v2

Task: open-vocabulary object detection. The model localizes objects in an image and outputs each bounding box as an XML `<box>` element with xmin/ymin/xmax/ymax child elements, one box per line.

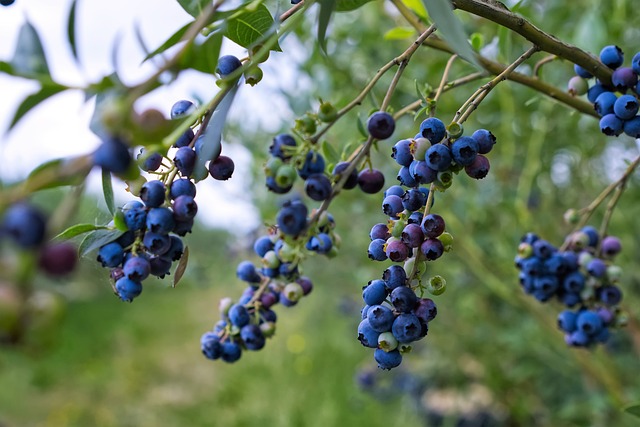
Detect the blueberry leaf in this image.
<box><xmin>317</xmin><ymin>0</ymin><xmax>337</xmax><ymax>53</ymax></box>
<box><xmin>25</xmin><ymin>156</ymin><xmax>93</xmax><ymax>192</ymax></box>
<box><xmin>402</xmin><ymin>0</ymin><xmax>427</xmax><ymax>18</ymax></box>
<box><xmin>225</xmin><ymin>3</ymin><xmax>281</xmax><ymax>52</ymax></box>
<box><xmin>143</xmin><ymin>22</ymin><xmax>190</xmax><ymax>62</ymax></box>
<box><xmin>321</xmin><ymin>140</ymin><xmax>340</xmax><ymax>165</ymax></box>
<box><xmin>67</xmin><ymin>0</ymin><xmax>79</xmax><ymax>61</ymax></box>
<box><xmin>79</xmin><ymin>229</ymin><xmax>126</xmax><ymax>257</ymax></box>
<box><xmin>384</xmin><ymin>27</ymin><xmax>415</xmax><ymax>40</ymax></box>
<box><xmin>623</xmin><ymin>403</ymin><xmax>640</xmax><ymax>418</ymax></box>
<box><xmin>102</xmin><ymin>169</ymin><xmax>116</xmax><ymax>217</ymax></box>
<box><xmin>176</xmin><ymin>0</ymin><xmax>210</xmax><ymax>18</ymax></box>
<box><xmin>335</xmin><ymin>0</ymin><xmax>376</xmax><ymax>12</ymax></box>
<box><xmin>9</xmin><ymin>83</ymin><xmax>68</xmax><ymax>130</ymax></box>
<box><xmin>180</xmin><ymin>31</ymin><xmax>223</xmax><ymax>74</ymax></box>
<box><xmin>422</xmin><ymin>0</ymin><xmax>480</xmax><ymax>69</ymax></box>
<box><xmin>11</xmin><ymin>20</ymin><xmax>50</xmax><ymax>77</ymax></box>
<box><xmin>54</xmin><ymin>223</ymin><xmax>108</xmax><ymax>241</ymax></box>
<box><xmin>173</xmin><ymin>246</ymin><xmax>189</xmax><ymax>287</ymax></box>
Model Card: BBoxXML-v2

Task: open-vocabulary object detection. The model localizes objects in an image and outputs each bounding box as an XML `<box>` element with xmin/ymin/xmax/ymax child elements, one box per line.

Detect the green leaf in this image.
<box><xmin>144</xmin><ymin>22</ymin><xmax>190</xmax><ymax>62</ymax></box>
<box><xmin>402</xmin><ymin>0</ymin><xmax>427</xmax><ymax>19</ymax></box>
<box><xmin>623</xmin><ymin>403</ymin><xmax>640</xmax><ymax>418</ymax></box>
<box><xmin>177</xmin><ymin>0</ymin><xmax>210</xmax><ymax>18</ymax></box>
<box><xmin>102</xmin><ymin>169</ymin><xmax>116</xmax><ymax>216</ymax></box>
<box><xmin>384</xmin><ymin>27</ymin><xmax>415</xmax><ymax>40</ymax></box>
<box><xmin>422</xmin><ymin>0</ymin><xmax>480</xmax><ymax>69</ymax></box>
<box><xmin>25</xmin><ymin>156</ymin><xmax>93</xmax><ymax>192</ymax></box>
<box><xmin>181</xmin><ymin>32</ymin><xmax>223</xmax><ymax>74</ymax></box>
<box><xmin>336</xmin><ymin>0</ymin><xmax>376</xmax><ymax>12</ymax></box>
<box><xmin>356</xmin><ymin>114</ymin><xmax>368</xmax><ymax>138</ymax></box>
<box><xmin>54</xmin><ymin>223</ymin><xmax>107</xmax><ymax>241</ymax></box>
<box><xmin>317</xmin><ymin>0</ymin><xmax>337</xmax><ymax>53</ymax></box>
<box><xmin>9</xmin><ymin>83</ymin><xmax>68</xmax><ymax>130</ymax></box>
<box><xmin>67</xmin><ymin>0</ymin><xmax>79</xmax><ymax>61</ymax></box>
<box><xmin>225</xmin><ymin>3</ymin><xmax>281</xmax><ymax>51</ymax></box>
<box><xmin>321</xmin><ymin>140</ymin><xmax>340</xmax><ymax>165</ymax></box>
<box><xmin>79</xmin><ymin>229</ymin><xmax>125</xmax><ymax>257</ymax></box>
<box><xmin>470</xmin><ymin>32</ymin><xmax>484</xmax><ymax>52</ymax></box>
<box><xmin>173</xmin><ymin>246</ymin><xmax>189</xmax><ymax>287</ymax></box>
<box><xmin>194</xmin><ymin>83</ymin><xmax>239</xmax><ymax>180</ymax></box>
<box><xmin>11</xmin><ymin>20</ymin><xmax>50</xmax><ymax>77</ymax></box>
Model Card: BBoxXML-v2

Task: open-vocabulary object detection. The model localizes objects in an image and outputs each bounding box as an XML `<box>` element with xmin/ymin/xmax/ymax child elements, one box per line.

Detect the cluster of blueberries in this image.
<box><xmin>94</xmin><ymin>96</ymin><xmax>238</xmax><ymax>302</ymax></box>
<box><xmin>1</xmin><ymin>203</ymin><xmax>77</xmax><ymax>277</ymax></box>
<box><xmin>569</xmin><ymin>45</ymin><xmax>640</xmax><ymax>137</ymax></box>
<box><xmin>359</xmin><ymin>115</ymin><xmax>498</xmax><ymax>370</ymax></box>
<box><xmin>515</xmin><ymin>227</ymin><xmax>625</xmax><ymax>347</ymax></box>
<box><xmin>264</xmin><ymin>133</ymin><xmax>385</xmax><ymax>197</ymax></box>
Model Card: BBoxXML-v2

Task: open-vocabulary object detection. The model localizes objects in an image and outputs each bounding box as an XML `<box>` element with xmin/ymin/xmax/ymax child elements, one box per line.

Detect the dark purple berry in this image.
<box><xmin>174</xmin><ymin>147</ymin><xmax>196</xmax><ymax>177</ymax></box>
<box><xmin>38</xmin><ymin>243</ymin><xmax>77</xmax><ymax>276</ymax></box>
<box><xmin>269</xmin><ymin>134</ymin><xmax>297</xmax><ymax>160</ymax></box>
<box><xmin>332</xmin><ymin>162</ymin><xmax>359</xmax><ymax>189</ymax></box>
<box><xmin>172</xmin><ymin>195</ymin><xmax>198</xmax><ymax>221</ymax></box>
<box><xmin>123</xmin><ymin>256</ymin><xmax>151</xmax><ymax>281</ymax></box>
<box><xmin>305</xmin><ymin>173</ymin><xmax>332</xmax><ymax>201</ymax></box>
<box><xmin>94</xmin><ymin>137</ymin><xmax>132</xmax><ymax>174</ymax></box>
<box><xmin>208</xmin><ymin>155</ymin><xmax>235</xmax><ymax>181</ymax></box>
<box><xmin>367</xmin><ymin>111</ymin><xmax>395</xmax><ymax>140</ymax></box>
<box><xmin>385</xmin><ymin>240</ymin><xmax>410</xmax><ymax>262</ymax></box>
<box><xmin>420</xmin><ymin>238</ymin><xmax>444</xmax><ymax>261</ymax></box>
<box><xmin>2</xmin><ymin>203</ymin><xmax>47</xmax><ymax>248</ymax></box>
<box><xmin>421</xmin><ymin>214</ymin><xmax>445</xmax><ymax>238</ymax></box>
<box><xmin>276</xmin><ymin>200</ymin><xmax>308</xmax><ymax>236</ymax></box>
<box><xmin>601</xmin><ymin>236</ymin><xmax>621</xmax><ymax>257</ymax></box>
<box><xmin>357</xmin><ymin>169</ymin><xmax>385</xmax><ymax>194</ymax></box>
<box><xmin>391</xmin><ymin>286</ymin><xmax>418</xmax><ymax>313</ymax></box>
<box><xmin>464</xmin><ymin>154</ymin><xmax>490</xmax><ymax>179</ymax></box>
<box><xmin>611</xmin><ymin>67</ymin><xmax>638</xmax><ymax>92</ymax></box>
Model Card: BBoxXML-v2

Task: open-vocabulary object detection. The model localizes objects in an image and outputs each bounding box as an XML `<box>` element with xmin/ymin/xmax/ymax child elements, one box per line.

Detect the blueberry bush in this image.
<box><xmin>2</xmin><ymin>0</ymin><xmax>640</xmax><ymax>425</ymax></box>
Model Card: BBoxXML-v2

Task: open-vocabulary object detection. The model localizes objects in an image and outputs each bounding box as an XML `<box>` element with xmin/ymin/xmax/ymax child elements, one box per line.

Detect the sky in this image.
<box><xmin>0</xmin><ymin>0</ymin><xmax>297</xmax><ymax>232</ymax></box>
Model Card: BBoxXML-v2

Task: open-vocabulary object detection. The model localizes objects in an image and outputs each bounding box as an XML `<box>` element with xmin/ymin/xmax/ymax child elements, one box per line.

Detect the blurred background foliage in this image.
<box><xmin>2</xmin><ymin>0</ymin><xmax>640</xmax><ymax>426</ymax></box>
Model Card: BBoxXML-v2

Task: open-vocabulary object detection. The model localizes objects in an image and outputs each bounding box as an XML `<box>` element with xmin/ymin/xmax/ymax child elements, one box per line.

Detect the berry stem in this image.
<box><xmin>455</xmin><ymin>45</ymin><xmax>540</xmax><ymax>124</ymax></box>
<box><xmin>431</xmin><ymin>54</ymin><xmax>458</xmax><ymax>118</ymax></box>
<box><xmin>407</xmin><ymin>182</ymin><xmax>437</xmax><ymax>285</ymax></box>
<box><xmin>532</xmin><ymin>54</ymin><xmax>558</xmax><ymax>77</ymax></box>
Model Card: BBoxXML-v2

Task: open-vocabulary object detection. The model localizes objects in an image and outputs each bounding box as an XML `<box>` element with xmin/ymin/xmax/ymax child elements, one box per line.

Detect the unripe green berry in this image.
<box><xmin>435</xmin><ymin>171</ymin><xmax>454</xmax><ymax>190</ymax></box>
<box><xmin>244</xmin><ymin>66</ymin><xmax>263</xmax><ymax>86</ymax></box>
<box><xmin>277</xmin><ymin>242</ymin><xmax>297</xmax><ymax>263</ymax></box>
<box><xmin>438</xmin><ymin>232</ymin><xmax>454</xmax><ymax>252</ymax></box>
<box><xmin>219</xmin><ymin>297</ymin><xmax>233</xmax><ymax>315</ymax></box>
<box><xmin>563</xmin><ymin>208</ymin><xmax>580</xmax><ymax>225</ymax></box>
<box><xmin>606</xmin><ymin>265</ymin><xmax>622</xmax><ymax>283</ymax></box>
<box><xmin>567</xmin><ymin>76</ymin><xmax>589</xmax><ymax>96</ymax></box>
<box><xmin>260</xmin><ymin>321</ymin><xmax>276</xmax><ymax>337</ymax></box>
<box><xmin>578</xmin><ymin>251</ymin><xmax>593</xmax><ymax>268</ymax></box>
<box><xmin>295</xmin><ymin>114</ymin><xmax>317</xmax><ymax>135</ymax></box>
<box><xmin>398</xmin><ymin>343</ymin><xmax>412</xmax><ymax>354</ymax></box>
<box><xmin>275</xmin><ymin>164</ymin><xmax>297</xmax><ymax>188</ymax></box>
<box><xmin>411</xmin><ymin>138</ymin><xmax>430</xmax><ymax>161</ymax></box>
<box><xmin>283</xmin><ymin>282</ymin><xmax>304</xmax><ymax>302</ymax></box>
<box><xmin>318</xmin><ymin>102</ymin><xmax>338</xmax><ymax>122</ymax></box>
<box><xmin>263</xmin><ymin>250</ymin><xmax>280</xmax><ymax>268</ymax></box>
<box><xmin>517</xmin><ymin>242</ymin><xmax>533</xmax><ymax>258</ymax></box>
<box><xmin>447</xmin><ymin>122</ymin><xmax>463</xmax><ymax>138</ymax></box>
<box><xmin>264</xmin><ymin>157</ymin><xmax>283</xmax><ymax>176</ymax></box>
<box><xmin>378</xmin><ymin>331</ymin><xmax>398</xmax><ymax>352</ymax></box>
<box><xmin>391</xmin><ymin>219</ymin><xmax>406</xmax><ymax>238</ymax></box>
<box><xmin>427</xmin><ymin>275</ymin><xmax>446</xmax><ymax>295</ymax></box>
<box><xmin>615</xmin><ymin>311</ymin><xmax>628</xmax><ymax>327</ymax></box>
<box><xmin>569</xmin><ymin>231</ymin><xmax>589</xmax><ymax>251</ymax></box>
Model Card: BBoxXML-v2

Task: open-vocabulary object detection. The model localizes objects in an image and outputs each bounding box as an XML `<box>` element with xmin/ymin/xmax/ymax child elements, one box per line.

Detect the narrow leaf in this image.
<box><xmin>79</xmin><ymin>229</ymin><xmax>125</xmax><ymax>257</ymax></box>
<box><xmin>25</xmin><ymin>156</ymin><xmax>93</xmax><ymax>192</ymax></box>
<box><xmin>225</xmin><ymin>3</ymin><xmax>281</xmax><ymax>51</ymax></box>
<box><xmin>11</xmin><ymin>20</ymin><xmax>50</xmax><ymax>76</ymax></box>
<box><xmin>9</xmin><ymin>83</ymin><xmax>68</xmax><ymax>130</ymax></box>
<box><xmin>356</xmin><ymin>114</ymin><xmax>368</xmax><ymax>138</ymax></box>
<box><xmin>402</xmin><ymin>0</ymin><xmax>427</xmax><ymax>19</ymax></box>
<box><xmin>144</xmin><ymin>22</ymin><xmax>190</xmax><ymax>62</ymax></box>
<box><xmin>317</xmin><ymin>0</ymin><xmax>337</xmax><ymax>53</ymax></box>
<box><xmin>422</xmin><ymin>0</ymin><xmax>480</xmax><ymax>69</ymax></box>
<box><xmin>336</xmin><ymin>0</ymin><xmax>376</xmax><ymax>12</ymax></box>
<box><xmin>177</xmin><ymin>0</ymin><xmax>210</xmax><ymax>18</ymax></box>
<box><xmin>133</xmin><ymin>22</ymin><xmax>151</xmax><ymax>58</ymax></box>
<box><xmin>623</xmin><ymin>403</ymin><xmax>640</xmax><ymax>418</ymax></box>
<box><xmin>321</xmin><ymin>140</ymin><xmax>340</xmax><ymax>165</ymax></box>
<box><xmin>180</xmin><ymin>32</ymin><xmax>223</xmax><ymax>74</ymax></box>
<box><xmin>194</xmin><ymin>83</ymin><xmax>239</xmax><ymax>180</ymax></box>
<box><xmin>54</xmin><ymin>223</ymin><xmax>107</xmax><ymax>241</ymax></box>
<box><xmin>67</xmin><ymin>0</ymin><xmax>79</xmax><ymax>61</ymax></box>
<box><xmin>102</xmin><ymin>169</ymin><xmax>116</xmax><ymax>216</ymax></box>
<box><xmin>173</xmin><ymin>246</ymin><xmax>189</xmax><ymax>287</ymax></box>
<box><xmin>384</xmin><ymin>27</ymin><xmax>415</xmax><ymax>40</ymax></box>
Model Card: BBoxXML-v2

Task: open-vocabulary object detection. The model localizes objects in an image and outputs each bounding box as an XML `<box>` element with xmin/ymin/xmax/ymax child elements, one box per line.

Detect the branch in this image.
<box><xmin>451</xmin><ymin>0</ymin><xmax>612</xmax><ymax>84</ymax></box>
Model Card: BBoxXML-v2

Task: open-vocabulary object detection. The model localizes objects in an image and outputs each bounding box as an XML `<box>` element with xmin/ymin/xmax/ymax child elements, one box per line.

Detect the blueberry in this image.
<box><xmin>421</xmin><ymin>213</ymin><xmax>445</xmax><ymax>238</ymax></box>
<box><xmin>305</xmin><ymin>173</ymin><xmax>332</xmax><ymax>201</ymax></box>
<box><xmin>568</xmin><ymin>330</ymin><xmax>591</xmax><ymax>347</ymax></box>
<box><xmin>587</xmin><ymin>258</ymin><xmax>607</xmax><ymax>277</ymax></box>
<box><xmin>367</xmin><ymin>239</ymin><xmax>388</xmax><ymax>261</ymax></box>
<box><xmin>391</xmin><ymin>313</ymin><xmax>422</xmax><ymax>343</ymax></box>
<box><xmin>170</xmin><ymin>100</ymin><xmax>196</xmax><ymax>119</ymax></box>
<box><xmin>38</xmin><ymin>242</ymin><xmax>77</xmax><ymax>276</ymax></box>
<box><xmin>201</xmin><ymin>332</ymin><xmax>222</xmax><ymax>360</ymax></box>
<box><xmin>370</xmin><ymin>223</ymin><xmax>390</xmax><ymax>241</ymax></box>
<box><xmin>366</xmin><ymin>305</ymin><xmax>395</xmax><ymax>332</ymax></box>
<box><xmin>143</xmin><ymin>232</ymin><xmax>171</xmax><ymax>255</ymax></box>
<box><xmin>425</xmin><ymin>144</ymin><xmax>452</xmax><ymax>171</ymax></box>
<box><xmin>169</xmin><ymin>178</ymin><xmax>196</xmax><ymax>200</ymax></box>
<box><xmin>220</xmin><ymin>340</ymin><xmax>242</xmax><ymax>363</ymax></box>
<box><xmin>383</xmin><ymin>265</ymin><xmax>407</xmax><ymax>290</ymax></box>
<box><xmin>367</xmin><ymin>111</ymin><xmax>395</xmax><ymax>140</ymax></box>
<box><xmin>587</xmin><ymin>84</ymin><xmax>607</xmax><ymax>103</ymax></box>
<box><xmin>208</xmin><ymin>155</ymin><xmax>235</xmax><ymax>181</ymax></box>
<box><xmin>580</xmin><ymin>226</ymin><xmax>599</xmax><ymax>247</ymax></box>
<box><xmin>532</xmin><ymin>239</ymin><xmax>555</xmax><ymax>259</ymax></box>
<box><xmin>533</xmin><ymin>275</ymin><xmax>559</xmax><ymax>295</ymax></box>
<box><xmin>391</xmin><ymin>286</ymin><xmax>418</xmax><ymax>313</ymax></box>
<box><xmin>562</xmin><ymin>271</ymin><xmax>585</xmax><ymax>293</ymax></box>
<box><xmin>97</xmin><ymin>242</ymin><xmax>124</xmax><ymax>268</ymax></box>
<box><xmin>123</xmin><ymin>255</ymin><xmax>151</xmax><ymax>281</ymax></box>
<box><xmin>419</xmin><ymin>117</ymin><xmax>446</xmax><ymax>143</ymax></box>
<box><xmin>623</xmin><ymin>116</ymin><xmax>640</xmax><ymax>137</ymax></box>
<box><xmin>599</xmin><ymin>45</ymin><xmax>624</xmax><ymax>69</ymax></box>
<box><xmin>362</xmin><ymin>279</ymin><xmax>388</xmax><ymax>306</ymax></box>
<box><xmin>420</xmin><ymin>238</ymin><xmax>444</xmax><ymax>261</ymax></box>
<box><xmin>594</xmin><ymin>91</ymin><xmax>617</xmax><ymax>117</ymax></box>
<box><xmin>598</xmin><ymin>285</ymin><xmax>622</xmax><ymax>306</ymax></box>
<box><xmin>381</xmin><ymin>195</ymin><xmax>404</xmax><ymax>218</ymax></box>
<box><xmin>94</xmin><ymin>137</ymin><xmax>132</xmax><ymax>174</ymax></box>
<box><xmin>276</xmin><ymin>200</ymin><xmax>308</xmax><ymax>236</ymax></box>
<box><xmin>174</xmin><ymin>147</ymin><xmax>196</xmax><ymax>177</ymax></box>
<box><xmin>139</xmin><ymin>150</ymin><xmax>163</xmax><ymax>171</ymax></box>
<box><xmin>574</xmin><ymin>63</ymin><xmax>593</xmax><ymax>79</ymax></box>
<box><xmin>140</xmin><ymin>180</ymin><xmax>166</xmax><ymax>208</ymax></box>
<box><xmin>307</xmin><ymin>233</ymin><xmax>333</xmax><ymax>254</ymax></box>
<box><xmin>633</xmin><ymin>52</ymin><xmax>640</xmax><ymax>74</ymax></box>
<box><xmin>172</xmin><ymin>218</ymin><xmax>194</xmax><ymax>236</ymax></box>
<box><xmin>397</xmin><ymin>166</ymin><xmax>418</xmax><ymax>187</ymax></box>
<box><xmin>414</xmin><ymin>298</ymin><xmax>437</xmax><ymax>324</ymax></box>
<box><xmin>357</xmin><ymin>169</ymin><xmax>385</xmax><ymax>194</ymax></box>
<box><xmin>298</xmin><ymin>151</ymin><xmax>326</xmax><ymax>179</ymax></box>
<box><xmin>217</xmin><ymin>55</ymin><xmax>242</xmax><ymax>77</ymax></box>
<box><xmin>401</xmin><ymin>223</ymin><xmax>424</xmax><ymax>248</ymax></box>
<box><xmin>358</xmin><ymin>318</ymin><xmax>381</xmax><ymax>348</ymax></box>
<box><xmin>1</xmin><ymin>202</ymin><xmax>47</xmax><ymax>248</ymax></box>
<box><xmin>374</xmin><ymin>348</ymin><xmax>402</xmax><ymax>370</ymax></box>
<box><xmin>269</xmin><ymin>134</ymin><xmax>297</xmax><ymax>160</ymax></box>
<box><xmin>392</xmin><ymin>139</ymin><xmax>414</xmax><ymax>166</ymax></box>
<box><xmin>115</xmin><ymin>277</ymin><xmax>143</xmax><ymax>302</ymax></box>
<box><xmin>450</xmin><ymin>136</ymin><xmax>479</xmax><ymax>166</ymax></box>
<box><xmin>385</xmin><ymin>239</ymin><xmax>410</xmax><ymax>262</ymax></box>
<box><xmin>172</xmin><ymin>195</ymin><xmax>198</xmax><ymax>222</ymax></box>
<box><xmin>228</xmin><ymin>304</ymin><xmax>250</xmax><ymax>327</ymax></box>
<box><xmin>253</xmin><ymin>235</ymin><xmax>275</xmax><ymax>257</ymax></box>
<box><xmin>613</xmin><ymin>94</ymin><xmax>639</xmax><ymax>120</ymax></box>
<box><xmin>165</xmin><ymin>236</ymin><xmax>184</xmax><ymax>261</ymax></box>
<box><xmin>236</xmin><ymin>261</ymin><xmax>262</xmax><ymax>284</ymax></box>
<box><xmin>611</xmin><ymin>67</ymin><xmax>638</xmax><ymax>92</ymax></box>
<box><xmin>384</xmin><ymin>185</ymin><xmax>405</xmax><ymax>198</ymax></box>
<box><xmin>174</xmin><ymin>128</ymin><xmax>195</xmax><ymax>148</ymax></box>
<box><xmin>601</xmin><ymin>236</ymin><xmax>621</xmax><ymax>257</ymax></box>
<box><xmin>0</xmin><ymin>0</ymin><xmax>16</xmax><ymax>6</ymax></box>
<box><xmin>464</xmin><ymin>154</ymin><xmax>490</xmax><ymax>179</ymax></box>
<box><xmin>410</xmin><ymin>160</ymin><xmax>438</xmax><ymax>184</ymax></box>
<box><xmin>297</xmin><ymin>276</ymin><xmax>313</xmax><ymax>295</ymax></box>
<box><xmin>146</xmin><ymin>207</ymin><xmax>175</xmax><ymax>234</ymax></box>
<box><xmin>576</xmin><ymin>310</ymin><xmax>603</xmax><ymax>336</ymax></box>
<box><xmin>332</xmin><ymin>162</ymin><xmax>359</xmax><ymax>189</ymax></box>
<box><xmin>240</xmin><ymin>324</ymin><xmax>266</xmax><ymax>350</ymax></box>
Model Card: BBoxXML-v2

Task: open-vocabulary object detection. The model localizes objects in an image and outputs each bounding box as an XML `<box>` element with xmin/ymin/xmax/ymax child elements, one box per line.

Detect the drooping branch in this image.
<box><xmin>451</xmin><ymin>0</ymin><xmax>612</xmax><ymax>84</ymax></box>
